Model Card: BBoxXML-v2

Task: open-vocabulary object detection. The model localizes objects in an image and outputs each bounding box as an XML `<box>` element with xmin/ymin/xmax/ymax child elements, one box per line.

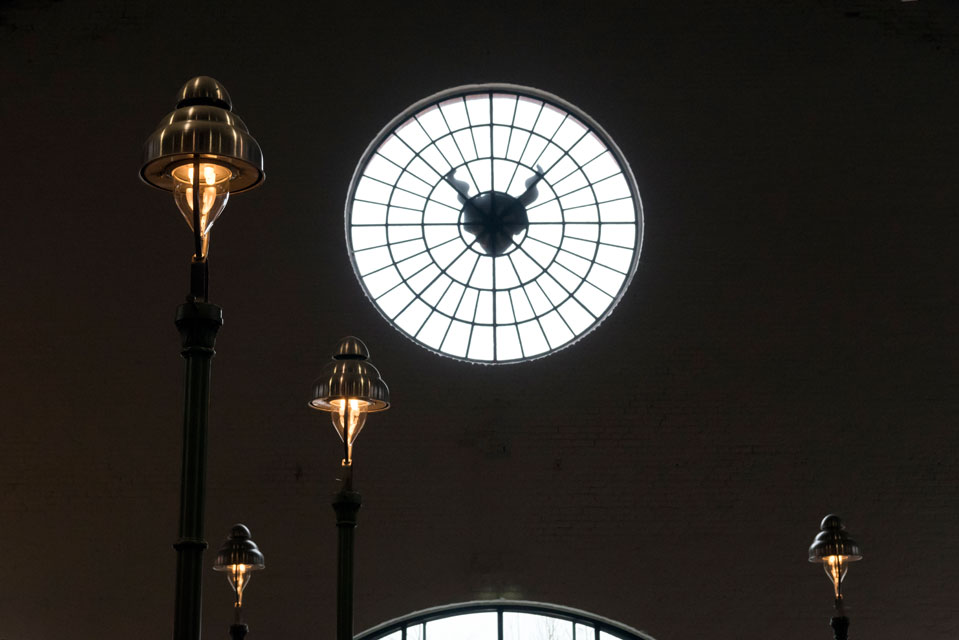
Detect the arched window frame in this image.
<box><xmin>356</xmin><ymin>600</ymin><xmax>656</xmax><ymax>640</ymax></box>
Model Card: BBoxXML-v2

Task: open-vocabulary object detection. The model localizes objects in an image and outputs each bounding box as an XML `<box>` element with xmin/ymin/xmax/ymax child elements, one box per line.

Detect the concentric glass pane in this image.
<box><xmin>347</xmin><ymin>85</ymin><xmax>644</xmax><ymax>363</ymax></box>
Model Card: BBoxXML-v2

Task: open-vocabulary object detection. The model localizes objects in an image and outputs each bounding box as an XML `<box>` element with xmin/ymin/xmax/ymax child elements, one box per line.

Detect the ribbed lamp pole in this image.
<box><xmin>140</xmin><ymin>75</ymin><xmax>265</xmax><ymax>640</ymax></box>
<box><xmin>309</xmin><ymin>337</ymin><xmax>391</xmax><ymax>640</ymax></box>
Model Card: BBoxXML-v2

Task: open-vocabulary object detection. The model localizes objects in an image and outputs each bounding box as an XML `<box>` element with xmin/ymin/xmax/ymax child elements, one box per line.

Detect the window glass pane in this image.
<box><xmin>440</xmin><ymin>98</ymin><xmax>470</xmax><ymax>131</ymax></box>
<box><xmin>395</xmin><ymin>298</ymin><xmax>431</xmax><ymax>335</ymax></box>
<box><xmin>377</xmin><ymin>284</ymin><xmax>414</xmax><ymax>319</ymax></box>
<box><xmin>569</xmin><ymin>132</ymin><xmax>606</xmax><ymax>166</ymax></box>
<box><xmin>396</xmin><ymin>119</ymin><xmax>432</xmax><ymax>152</ymax></box>
<box><xmin>465</xmin><ymin>94</ymin><xmax>492</xmax><ymax>125</ymax></box>
<box><xmin>591</xmin><ymin>174</ymin><xmax>630</xmax><ymax>202</ymax></box>
<box><xmin>362</xmin><ymin>265</ymin><xmax>402</xmax><ymax>299</ymax></box>
<box><xmin>417</xmin><ymin>106</ymin><xmax>449</xmax><ymax>139</ymax></box>
<box><xmin>352</xmin><ymin>226</ymin><xmax>387</xmax><ymax>251</ymax></box>
<box><xmin>513</xmin><ymin>96</ymin><xmax>542</xmax><ymax>130</ymax></box>
<box><xmin>574</xmin><ymin>623</ymin><xmax>594</xmax><ymax>640</ymax></box>
<box><xmin>366</xmin><ymin>153</ymin><xmax>403</xmax><ymax>183</ymax></box>
<box><xmin>552</xmin><ymin>115</ymin><xmax>588</xmax><ymax>151</ymax></box>
<box><xmin>506</xmin><ymin>129</ymin><xmax>531</xmax><ymax>162</ymax></box>
<box><xmin>425</xmin><ymin>612</ymin><xmax>497</xmax><ymax>640</ymax></box>
<box><xmin>532</xmin><ymin>104</ymin><xmax>565</xmax><ymax>138</ymax></box>
<box><xmin>407</xmin><ymin>624</ymin><xmax>424</xmax><ymax>640</ymax></box>
<box><xmin>467</xmin><ymin>325</ymin><xmax>494</xmax><ymax>361</ymax></box>
<box><xmin>526</xmin><ymin>197</ymin><xmax>562</xmax><ymax>224</ymax></box>
<box><xmin>355</xmin><ymin>176</ymin><xmax>393</xmax><ymax>204</ymax></box>
<box><xmin>496</xmin><ymin>324</ymin><xmax>522</xmax><ymax>360</ymax></box>
<box><xmin>378</xmin><ymin>134</ymin><xmax>415</xmax><ymax>166</ymax></box>
<box><xmin>390</xmin><ymin>189</ymin><xmax>427</xmax><ymax>212</ymax></box>
<box><xmin>441</xmin><ymin>320</ymin><xmax>471</xmax><ymax>357</ymax></box>
<box><xmin>492</xmin><ymin>93</ymin><xmax>517</xmax><ymax>124</ymax></box>
<box><xmin>417</xmin><ymin>312</ymin><xmax>451</xmax><ymax>350</ymax></box>
<box><xmin>582</xmin><ymin>151</ymin><xmax>620</xmax><ymax>183</ymax></box>
<box><xmin>517</xmin><ymin>320</ymin><xmax>549</xmax><ymax>356</ymax></box>
<box><xmin>474</xmin><ymin>291</ymin><xmax>494</xmax><ymax>324</ymax></box>
<box><xmin>420</xmin><ymin>145</ymin><xmax>452</xmax><ymax>176</ymax></box>
<box><xmin>492</xmin><ymin>126</ymin><xmax>511</xmax><ymax>160</ymax></box>
<box><xmin>540</xmin><ymin>309</ymin><xmax>574</xmax><ymax>348</ymax></box>
<box><xmin>351</xmin><ymin>201</ymin><xmax>387</xmax><ymax>225</ymax></box>
<box><xmin>504</xmin><ymin>612</ymin><xmax>573</xmax><ymax>640</ymax></box>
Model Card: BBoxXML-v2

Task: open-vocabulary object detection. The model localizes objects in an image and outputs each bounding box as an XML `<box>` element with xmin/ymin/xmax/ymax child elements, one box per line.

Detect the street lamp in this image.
<box><xmin>808</xmin><ymin>514</ymin><xmax>862</xmax><ymax>640</ymax></box>
<box><xmin>214</xmin><ymin>524</ymin><xmax>265</xmax><ymax>640</ymax></box>
<box><xmin>140</xmin><ymin>75</ymin><xmax>264</xmax><ymax>640</ymax></box>
<box><xmin>309</xmin><ymin>337</ymin><xmax>390</xmax><ymax>640</ymax></box>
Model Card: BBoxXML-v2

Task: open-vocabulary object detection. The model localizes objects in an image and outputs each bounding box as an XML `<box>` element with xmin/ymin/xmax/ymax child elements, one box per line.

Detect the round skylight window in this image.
<box><xmin>346</xmin><ymin>84</ymin><xmax>643</xmax><ymax>363</ymax></box>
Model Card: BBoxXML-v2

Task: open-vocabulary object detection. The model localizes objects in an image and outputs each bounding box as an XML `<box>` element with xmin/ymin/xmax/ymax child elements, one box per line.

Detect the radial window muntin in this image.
<box><xmin>355</xmin><ymin>600</ymin><xmax>657</xmax><ymax>640</ymax></box>
<box><xmin>346</xmin><ymin>84</ymin><xmax>644</xmax><ymax>364</ymax></box>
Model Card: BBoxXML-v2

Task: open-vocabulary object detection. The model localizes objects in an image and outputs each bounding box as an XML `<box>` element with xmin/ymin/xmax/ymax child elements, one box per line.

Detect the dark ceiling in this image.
<box><xmin>1</xmin><ymin>1</ymin><xmax>957</xmax><ymax>639</ymax></box>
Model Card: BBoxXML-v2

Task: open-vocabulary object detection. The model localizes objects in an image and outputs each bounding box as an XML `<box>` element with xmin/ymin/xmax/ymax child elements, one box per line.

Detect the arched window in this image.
<box><xmin>356</xmin><ymin>601</ymin><xmax>656</xmax><ymax>640</ymax></box>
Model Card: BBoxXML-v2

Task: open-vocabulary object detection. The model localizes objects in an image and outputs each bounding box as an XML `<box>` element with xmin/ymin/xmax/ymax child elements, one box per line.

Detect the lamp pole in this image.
<box><xmin>173</xmin><ymin>300</ymin><xmax>222</xmax><ymax>640</ymax></box>
<box><xmin>808</xmin><ymin>514</ymin><xmax>863</xmax><ymax>640</ymax></box>
<box><xmin>140</xmin><ymin>76</ymin><xmax>265</xmax><ymax>640</ymax></box>
<box><xmin>333</xmin><ymin>469</ymin><xmax>362</xmax><ymax>640</ymax></box>
<box><xmin>213</xmin><ymin>524</ymin><xmax>266</xmax><ymax>640</ymax></box>
<box><xmin>309</xmin><ymin>337</ymin><xmax>391</xmax><ymax>640</ymax></box>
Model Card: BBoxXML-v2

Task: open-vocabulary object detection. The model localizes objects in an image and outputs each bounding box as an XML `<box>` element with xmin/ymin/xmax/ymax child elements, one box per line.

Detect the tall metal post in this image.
<box><xmin>229</xmin><ymin>624</ymin><xmax>249</xmax><ymax>640</ymax></box>
<box><xmin>333</xmin><ymin>469</ymin><xmax>361</xmax><ymax>640</ymax></box>
<box><xmin>173</xmin><ymin>300</ymin><xmax>223</xmax><ymax>640</ymax></box>
<box><xmin>830</xmin><ymin>616</ymin><xmax>849</xmax><ymax>640</ymax></box>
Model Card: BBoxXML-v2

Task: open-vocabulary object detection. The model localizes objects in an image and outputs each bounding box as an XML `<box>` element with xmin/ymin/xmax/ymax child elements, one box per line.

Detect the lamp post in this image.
<box><xmin>808</xmin><ymin>514</ymin><xmax>863</xmax><ymax>640</ymax></box>
<box><xmin>214</xmin><ymin>524</ymin><xmax>266</xmax><ymax>640</ymax></box>
<box><xmin>309</xmin><ymin>337</ymin><xmax>390</xmax><ymax>640</ymax></box>
<box><xmin>140</xmin><ymin>76</ymin><xmax>265</xmax><ymax>640</ymax></box>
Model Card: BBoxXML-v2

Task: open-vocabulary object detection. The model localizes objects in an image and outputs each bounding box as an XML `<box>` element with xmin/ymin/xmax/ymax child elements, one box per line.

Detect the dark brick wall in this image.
<box><xmin>0</xmin><ymin>1</ymin><xmax>957</xmax><ymax>639</ymax></box>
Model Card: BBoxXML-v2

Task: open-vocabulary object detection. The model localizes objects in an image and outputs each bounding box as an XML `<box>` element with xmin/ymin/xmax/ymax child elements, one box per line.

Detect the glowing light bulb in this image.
<box><xmin>823</xmin><ymin>555</ymin><xmax>848</xmax><ymax>600</ymax></box>
<box><xmin>330</xmin><ymin>398</ymin><xmax>370</xmax><ymax>465</ymax></box>
<box><xmin>225</xmin><ymin>563</ymin><xmax>253</xmax><ymax>608</ymax></box>
<box><xmin>171</xmin><ymin>162</ymin><xmax>231</xmax><ymax>259</ymax></box>
<box><xmin>172</xmin><ymin>162</ymin><xmax>232</xmax><ymax>186</ymax></box>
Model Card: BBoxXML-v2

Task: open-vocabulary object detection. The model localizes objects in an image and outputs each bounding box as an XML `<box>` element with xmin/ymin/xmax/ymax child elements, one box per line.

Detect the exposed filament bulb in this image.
<box><xmin>171</xmin><ymin>162</ymin><xmax>231</xmax><ymax>259</ymax></box>
<box><xmin>330</xmin><ymin>398</ymin><xmax>369</xmax><ymax>466</ymax></box>
<box><xmin>824</xmin><ymin>555</ymin><xmax>848</xmax><ymax>601</ymax></box>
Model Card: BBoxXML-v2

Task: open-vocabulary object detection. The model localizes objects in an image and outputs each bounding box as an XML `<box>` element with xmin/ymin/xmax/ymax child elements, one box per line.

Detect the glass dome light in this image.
<box><xmin>213</xmin><ymin>524</ymin><xmax>265</xmax><ymax>615</ymax></box>
<box><xmin>171</xmin><ymin>162</ymin><xmax>231</xmax><ymax>259</ymax></box>
<box><xmin>309</xmin><ymin>336</ymin><xmax>390</xmax><ymax>466</ymax></box>
<box><xmin>808</xmin><ymin>514</ymin><xmax>862</xmax><ymax>604</ymax></box>
<box><xmin>140</xmin><ymin>76</ymin><xmax>265</xmax><ymax>259</ymax></box>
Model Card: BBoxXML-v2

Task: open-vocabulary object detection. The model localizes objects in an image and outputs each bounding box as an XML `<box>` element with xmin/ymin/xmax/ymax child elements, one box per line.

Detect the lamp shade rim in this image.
<box><xmin>309</xmin><ymin>397</ymin><xmax>391</xmax><ymax>412</ymax></box>
<box><xmin>140</xmin><ymin>78</ymin><xmax>264</xmax><ymax>194</ymax></box>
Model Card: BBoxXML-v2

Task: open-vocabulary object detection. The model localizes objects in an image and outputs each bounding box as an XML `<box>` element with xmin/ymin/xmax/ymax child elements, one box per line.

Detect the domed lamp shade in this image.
<box><xmin>309</xmin><ymin>337</ymin><xmax>390</xmax><ymax>466</ymax></box>
<box><xmin>213</xmin><ymin>524</ymin><xmax>265</xmax><ymax>618</ymax></box>
<box><xmin>808</xmin><ymin>514</ymin><xmax>862</xmax><ymax>606</ymax></box>
<box><xmin>140</xmin><ymin>76</ymin><xmax>265</xmax><ymax>260</ymax></box>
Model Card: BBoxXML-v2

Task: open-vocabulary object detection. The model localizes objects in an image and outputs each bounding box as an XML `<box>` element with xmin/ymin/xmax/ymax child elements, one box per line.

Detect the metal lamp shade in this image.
<box><xmin>808</xmin><ymin>514</ymin><xmax>863</xmax><ymax>563</ymax></box>
<box><xmin>214</xmin><ymin>524</ymin><xmax>265</xmax><ymax>571</ymax></box>
<box><xmin>141</xmin><ymin>76</ymin><xmax>264</xmax><ymax>193</ymax></box>
<box><xmin>309</xmin><ymin>336</ymin><xmax>390</xmax><ymax>412</ymax></box>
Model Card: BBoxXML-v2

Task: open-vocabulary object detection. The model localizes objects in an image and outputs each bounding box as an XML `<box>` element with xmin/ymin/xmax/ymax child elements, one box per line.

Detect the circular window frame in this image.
<box><xmin>345</xmin><ymin>84</ymin><xmax>645</xmax><ymax>365</ymax></box>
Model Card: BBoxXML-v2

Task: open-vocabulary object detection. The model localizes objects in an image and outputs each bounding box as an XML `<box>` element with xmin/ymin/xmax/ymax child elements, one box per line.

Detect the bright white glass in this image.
<box><xmin>361</xmin><ymin>609</ymin><xmax>643</xmax><ymax>640</ymax></box>
<box><xmin>426</xmin><ymin>612</ymin><xmax>497</xmax><ymax>640</ymax></box>
<box><xmin>504</xmin><ymin>612</ymin><xmax>574</xmax><ymax>640</ymax></box>
<box><xmin>575</xmin><ymin>624</ymin><xmax>593</xmax><ymax>640</ymax></box>
<box><xmin>349</xmin><ymin>88</ymin><xmax>640</xmax><ymax>363</ymax></box>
